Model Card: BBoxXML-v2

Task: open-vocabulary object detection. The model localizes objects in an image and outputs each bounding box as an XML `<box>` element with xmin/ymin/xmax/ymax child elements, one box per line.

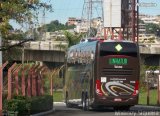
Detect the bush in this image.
<box><xmin>3</xmin><ymin>95</ymin><xmax>53</xmax><ymax>115</ymax></box>
<box><xmin>30</xmin><ymin>95</ymin><xmax>53</xmax><ymax>114</ymax></box>
<box><xmin>3</xmin><ymin>99</ymin><xmax>30</xmax><ymax>115</ymax></box>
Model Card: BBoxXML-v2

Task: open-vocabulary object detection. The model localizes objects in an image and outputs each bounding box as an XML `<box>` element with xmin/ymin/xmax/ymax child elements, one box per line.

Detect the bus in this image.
<box><xmin>61</xmin><ymin>39</ymin><xmax>140</xmax><ymax>110</ymax></box>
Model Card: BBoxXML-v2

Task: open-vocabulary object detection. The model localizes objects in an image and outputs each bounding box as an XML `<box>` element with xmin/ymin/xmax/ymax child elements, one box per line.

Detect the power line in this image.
<box><xmin>81</xmin><ymin>0</ymin><xmax>103</xmax><ymax>37</ymax></box>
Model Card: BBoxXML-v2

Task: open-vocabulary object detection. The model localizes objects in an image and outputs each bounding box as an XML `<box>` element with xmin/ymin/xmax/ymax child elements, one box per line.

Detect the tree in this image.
<box><xmin>145</xmin><ymin>23</ymin><xmax>160</xmax><ymax>34</ymax></box>
<box><xmin>139</xmin><ymin>19</ymin><xmax>144</xmax><ymax>24</ymax></box>
<box><xmin>64</xmin><ymin>31</ymin><xmax>83</xmax><ymax>47</ymax></box>
<box><xmin>0</xmin><ymin>0</ymin><xmax>52</xmax><ymax>38</ymax></box>
<box><xmin>0</xmin><ymin>0</ymin><xmax>52</xmax><ymax>61</ymax></box>
<box><xmin>41</xmin><ymin>20</ymin><xmax>75</xmax><ymax>32</ymax></box>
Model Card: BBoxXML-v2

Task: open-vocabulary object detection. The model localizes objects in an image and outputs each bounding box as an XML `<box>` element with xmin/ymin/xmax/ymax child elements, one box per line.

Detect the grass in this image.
<box><xmin>53</xmin><ymin>91</ymin><xmax>63</xmax><ymax>102</ymax></box>
<box><xmin>138</xmin><ymin>89</ymin><xmax>158</xmax><ymax>105</ymax></box>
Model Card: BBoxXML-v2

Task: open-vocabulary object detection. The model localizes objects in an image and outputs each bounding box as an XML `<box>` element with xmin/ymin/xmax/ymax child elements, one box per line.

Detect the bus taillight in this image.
<box><xmin>96</xmin><ymin>80</ymin><xmax>103</xmax><ymax>96</ymax></box>
<box><xmin>132</xmin><ymin>81</ymin><xmax>139</xmax><ymax>96</ymax></box>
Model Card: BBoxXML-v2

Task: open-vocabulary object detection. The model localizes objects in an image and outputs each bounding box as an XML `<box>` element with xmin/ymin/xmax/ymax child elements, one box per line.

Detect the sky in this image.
<box><xmin>139</xmin><ymin>0</ymin><xmax>160</xmax><ymax>15</ymax></box>
<box><xmin>45</xmin><ymin>0</ymin><xmax>160</xmax><ymax>24</ymax></box>
<box><xmin>11</xmin><ymin>0</ymin><xmax>160</xmax><ymax>30</ymax></box>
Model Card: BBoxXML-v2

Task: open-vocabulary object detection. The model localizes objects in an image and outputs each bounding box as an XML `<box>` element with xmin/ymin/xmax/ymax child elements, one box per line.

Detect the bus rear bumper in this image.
<box><xmin>91</xmin><ymin>96</ymin><xmax>138</xmax><ymax>107</ymax></box>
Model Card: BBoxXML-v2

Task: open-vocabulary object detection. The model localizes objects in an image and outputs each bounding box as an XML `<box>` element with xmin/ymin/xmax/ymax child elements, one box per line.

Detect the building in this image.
<box><xmin>139</xmin><ymin>23</ymin><xmax>146</xmax><ymax>34</ymax></box>
<box><xmin>45</xmin><ymin>31</ymin><xmax>65</xmax><ymax>41</ymax></box>
<box><xmin>139</xmin><ymin>14</ymin><xmax>160</xmax><ymax>24</ymax></box>
<box><xmin>67</xmin><ymin>17</ymin><xmax>82</xmax><ymax>26</ymax></box>
<box><xmin>75</xmin><ymin>22</ymin><xmax>88</xmax><ymax>33</ymax></box>
<box><xmin>74</xmin><ymin>17</ymin><xmax>103</xmax><ymax>34</ymax></box>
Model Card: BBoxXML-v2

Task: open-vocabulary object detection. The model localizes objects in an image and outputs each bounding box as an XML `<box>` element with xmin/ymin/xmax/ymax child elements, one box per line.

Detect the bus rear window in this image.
<box><xmin>100</xmin><ymin>42</ymin><xmax>138</xmax><ymax>57</ymax></box>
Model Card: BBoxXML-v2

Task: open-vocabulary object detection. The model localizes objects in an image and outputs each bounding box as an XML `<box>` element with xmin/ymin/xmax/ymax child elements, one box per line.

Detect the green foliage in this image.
<box><xmin>64</xmin><ymin>31</ymin><xmax>83</xmax><ymax>47</ymax></box>
<box><xmin>2</xmin><ymin>46</ymin><xmax>22</xmax><ymax>61</ymax></box>
<box><xmin>139</xmin><ymin>63</ymin><xmax>160</xmax><ymax>92</ymax></box>
<box><xmin>139</xmin><ymin>19</ymin><xmax>144</xmax><ymax>24</ymax></box>
<box><xmin>145</xmin><ymin>65</ymin><xmax>159</xmax><ymax>70</ymax></box>
<box><xmin>39</xmin><ymin>20</ymin><xmax>75</xmax><ymax>32</ymax></box>
<box><xmin>0</xmin><ymin>0</ymin><xmax>52</xmax><ymax>38</ymax></box>
<box><xmin>138</xmin><ymin>89</ymin><xmax>157</xmax><ymax>105</ymax></box>
<box><xmin>3</xmin><ymin>33</ymin><xmax>26</xmax><ymax>40</ymax></box>
<box><xmin>3</xmin><ymin>98</ymin><xmax>30</xmax><ymax>115</ymax></box>
<box><xmin>53</xmin><ymin>74</ymin><xmax>63</xmax><ymax>91</ymax></box>
<box><xmin>30</xmin><ymin>95</ymin><xmax>53</xmax><ymax>114</ymax></box>
<box><xmin>3</xmin><ymin>95</ymin><xmax>53</xmax><ymax>115</ymax></box>
<box><xmin>53</xmin><ymin>91</ymin><xmax>63</xmax><ymax>102</ymax></box>
<box><xmin>139</xmin><ymin>62</ymin><xmax>147</xmax><ymax>92</ymax></box>
<box><xmin>43</xmin><ymin>70</ymin><xmax>63</xmax><ymax>94</ymax></box>
<box><xmin>145</xmin><ymin>23</ymin><xmax>160</xmax><ymax>34</ymax></box>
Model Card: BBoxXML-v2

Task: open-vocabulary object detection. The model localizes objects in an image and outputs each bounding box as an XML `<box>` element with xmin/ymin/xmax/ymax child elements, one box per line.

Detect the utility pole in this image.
<box><xmin>41</xmin><ymin>7</ymin><xmax>46</xmax><ymax>41</ymax></box>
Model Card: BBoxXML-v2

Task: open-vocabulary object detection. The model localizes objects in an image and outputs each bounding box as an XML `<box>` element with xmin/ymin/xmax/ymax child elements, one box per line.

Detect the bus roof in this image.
<box><xmin>102</xmin><ymin>39</ymin><xmax>136</xmax><ymax>43</ymax></box>
<box><xmin>69</xmin><ymin>39</ymin><xmax>137</xmax><ymax>51</ymax></box>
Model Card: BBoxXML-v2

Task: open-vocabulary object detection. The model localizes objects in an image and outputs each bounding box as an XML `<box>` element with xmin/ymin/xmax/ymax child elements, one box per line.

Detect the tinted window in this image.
<box><xmin>100</xmin><ymin>42</ymin><xmax>138</xmax><ymax>57</ymax></box>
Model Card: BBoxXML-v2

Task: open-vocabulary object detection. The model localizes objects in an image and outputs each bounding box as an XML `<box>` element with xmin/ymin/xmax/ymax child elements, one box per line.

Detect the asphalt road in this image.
<box><xmin>46</xmin><ymin>102</ymin><xmax>160</xmax><ymax>116</ymax></box>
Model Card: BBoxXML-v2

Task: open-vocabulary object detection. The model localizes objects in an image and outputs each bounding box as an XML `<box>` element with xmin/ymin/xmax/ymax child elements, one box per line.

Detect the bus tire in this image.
<box><xmin>82</xmin><ymin>92</ymin><xmax>89</xmax><ymax>111</ymax></box>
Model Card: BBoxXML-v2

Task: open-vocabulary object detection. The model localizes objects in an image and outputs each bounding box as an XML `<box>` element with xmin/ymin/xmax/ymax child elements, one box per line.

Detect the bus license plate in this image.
<box><xmin>114</xmin><ymin>98</ymin><xmax>122</xmax><ymax>102</ymax></box>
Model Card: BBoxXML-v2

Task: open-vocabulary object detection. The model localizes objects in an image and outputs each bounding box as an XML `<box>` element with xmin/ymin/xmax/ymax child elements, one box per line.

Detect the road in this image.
<box><xmin>47</xmin><ymin>102</ymin><xmax>160</xmax><ymax>116</ymax></box>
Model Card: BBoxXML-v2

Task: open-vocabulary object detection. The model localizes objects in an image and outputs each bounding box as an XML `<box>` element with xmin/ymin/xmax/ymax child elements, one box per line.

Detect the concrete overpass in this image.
<box><xmin>139</xmin><ymin>43</ymin><xmax>160</xmax><ymax>66</ymax></box>
<box><xmin>9</xmin><ymin>40</ymin><xmax>160</xmax><ymax>68</ymax></box>
<box><xmin>10</xmin><ymin>40</ymin><xmax>68</xmax><ymax>68</ymax></box>
<box><xmin>139</xmin><ymin>43</ymin><xmax>160</xmax><ymax>54</ymax></box>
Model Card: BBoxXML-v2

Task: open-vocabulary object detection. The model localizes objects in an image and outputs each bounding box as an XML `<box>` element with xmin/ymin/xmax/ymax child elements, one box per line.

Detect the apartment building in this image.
<box><xmin>67</xmin><ymin>17</ymin><xmax>82</xmax><ymax>26</ymax></box>
<box><xmin>139</xmin><ymin>14</ymin><xmax>160</xmax><ymax>24</ymax></box>
<box><xmin>74</xmin><ymin>17</ymin><xmax>103</xmax><ymax>33</ymax></box>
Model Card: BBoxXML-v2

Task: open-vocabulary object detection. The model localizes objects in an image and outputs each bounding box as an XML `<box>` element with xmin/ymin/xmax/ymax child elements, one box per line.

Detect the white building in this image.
<box><xmin>45</xmin><ymin>31</ymin><xmax>65</xmax><ymax>41</ymax></box>
<box><xmin>75</xmin><ymin>17</ymin><xmax>103</xmax><ymax>33</ymax></box>
<box><xmin>140</xmin><ymin>14</ymin><xmax>160</xmax><ymax>24</ymax></box>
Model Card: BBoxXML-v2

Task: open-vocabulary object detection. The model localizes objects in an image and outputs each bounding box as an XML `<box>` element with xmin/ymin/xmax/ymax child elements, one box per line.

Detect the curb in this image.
<box><xmin>135</xmin><ymin>105</ymin><xmax>160</xmax><ymax>108</ymax></box>
<box><xmin>54</xmin><ymin>102</ymin><xmax>65</xmax><ymax>104</ymax></box>
<box><xmin>30</xmin><ymin>108</ymin><xmax>55</xmax><ymax>116</ymax></box>
<box><xmin>134</xmin><ymin>105</ymin><xmax>160</xmax><ymax>110</ymax></box>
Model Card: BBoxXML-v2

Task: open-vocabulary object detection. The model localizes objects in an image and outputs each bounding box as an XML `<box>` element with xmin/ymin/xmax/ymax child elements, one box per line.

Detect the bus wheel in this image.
<box><xmin>82</xmin><ymin>93</ymin><xmax>89</xmax><ymax>111</ymax></box>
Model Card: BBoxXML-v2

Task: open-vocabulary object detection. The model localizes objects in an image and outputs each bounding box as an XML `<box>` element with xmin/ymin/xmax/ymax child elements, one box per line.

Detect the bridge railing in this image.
<box><xmin>8</xmin><ymin>40</ymin><xmax>160</xmax><ymax>54</ymax></box>
<box><xmin>8</xmin><ymin>40</ymin><xmax>68</xmax><ymax>51</ymax></box>
<box><xmin>139</xmin><ymin>43</ymin><xmax>160</xmax><ymax>54</ymax></box>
